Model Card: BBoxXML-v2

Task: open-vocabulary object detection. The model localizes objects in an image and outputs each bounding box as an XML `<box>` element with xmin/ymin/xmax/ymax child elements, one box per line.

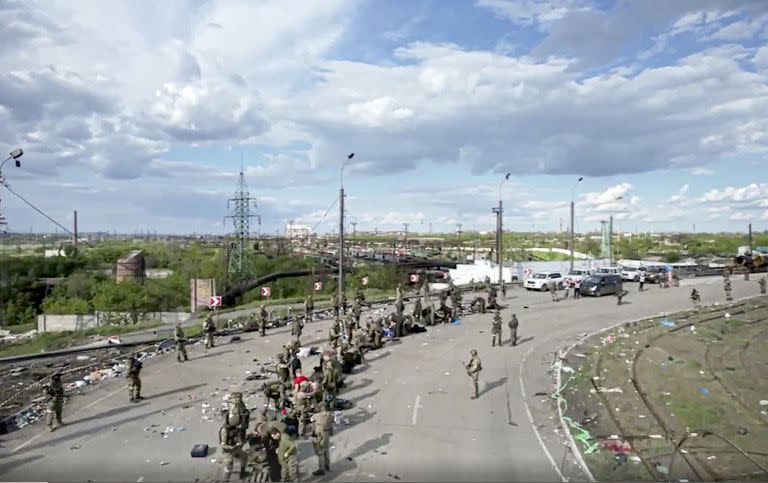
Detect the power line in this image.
<box><xmin>310</xmin><ymin>195</ymin><xmax>340</xmax><ymax>234</ymax></box>
<box><xmin>1</xmin><ymin>181</ymin><xmax>93</xmax><ymax>247</ymax></box>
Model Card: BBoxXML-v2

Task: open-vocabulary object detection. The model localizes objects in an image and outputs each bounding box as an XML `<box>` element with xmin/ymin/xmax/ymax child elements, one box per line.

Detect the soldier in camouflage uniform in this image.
<box><xmin>412</xmin><ymin>298</ymin><xmax>423</xmax><ymax>325</ymax></box>
<box><xmin>294</xmin><ymin>380</ymin><xmax>315</xmax><ymax>438</ymax></box>
<box><xmin>724</xmin><ymin>277</ymin><xmax>733</xmax><ymax>302</ymax></box>
<box><xmin>340</xmin><ymin>293</ymin><xmax>348</xmax><ymax>315</ymax></box>
<box><xmin>450</xmin><ymin>288</ymin><xmax>462</xmax><ymax>319</ymax></box>
<box><xmin>491</xmin><ymin>311</ymin><xmax>502</xmax><ymax>347</ymax></box>
<box><xmin>352</xmin><ymin>298</ymin><xmax>362</xmax><ymax>325</ymax></box>
<box><xmin>310</xmin><ymin>403</ymin><xmax>334</xmax><ymax>476</ymax></box>
<box><xmin>329</xmin><ymin>319</ymin><xmax>341</xmax><ymax>349</ymax></box>
<box><xmin>272</xmin><ymin>427</ymin><xmax>298</xmax><ymax>482</ymax></box>
<box><xmin>291</xmin><ymin>316</ymin><xmax>304</xmax><ymax>347</ymax></box>
<box><xmin>173</xmin><ymin>323</ymin><xmax>189</xmax><ymax>362</ymax></box>
<box><xmin>228</xmin><ymin>392</ymin><xmax>250</xmax><ymax>443</ymax></box>
<box><xmin>305</xmin><ymin>295</ymin><xmax>314</xmax><ymax>323</ymax></box>
<box><xmin>204</xmin><ymin>316</ymin><xmax>216</xmax><ymax>349</ymax></box>
<box><xmin>508</xmin><ymin>313</ymin><xmax>519</xmax><ymax>346</ymax></box>
<box><xmin>43</xmin><ymin>373</ymin><xmax>65</xmax><ymax>431</ymax></box>
<box><xmin>420</xmin><ymin>280</ymin><xmax>429</xmax><ymax>307</ymax></box>
<box><xmin>690</xmin><ymin>288</ymin><xmax>701</xmax><ymax>307</ymax></box>
<box><xmin>259</xmin><ymin>304</ymin><xmax>269</xmax><ymax>336</ymax></box>
<box><xmin>472</xmin><ymin>296</ymin><xmax>486</xmax><ymax>314</ymax></box>
<box><xmin>331</xmin><ymin>293</ymin><xmax>340</xmax><ymax>317</ymax></box>
<box><xmin>465</xmin><ymin>350</ymin><xmax>483</xmax><ymax>399</ymax></box>
<box><xmin>758</xmin><ymin>276</ymin><xmax>766</xmax><ymax>294</ymax></box>
<box><xmin>219</xmin><ymin>411</ymin><xmax>248</xmax><ymax>481</ymax></box>
<box><xmin>274</xmin><ymin>353</ymin><xmax>290</xmax><ymax>406</ymax></box>
<box><xmin>127</xmin><ymin>354</ymin><xmax>144</xmax><ymax>402</ymax></box>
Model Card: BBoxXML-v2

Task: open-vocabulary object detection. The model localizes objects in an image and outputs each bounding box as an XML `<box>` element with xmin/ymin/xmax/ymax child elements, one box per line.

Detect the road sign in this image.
<box><xmin>361</xmin><ymin>276</ymin><xmax>369</xmax><ymax>286</ymax></box>
<box><xmin>107</xmin><ymin>335</ymin><xmax>122</xmax><ymax>345</ymax></box>
<box><xmin>410</xmin><ymin>274</ymin><xmax>419</xmax><ymax>283</ymax></box>
<box><xmin>313</xmin><ymin>281</ymin><xmax>322</xmax><ymax>291</ymax></box>
<box><xmin>261</xmin><ymin>287</ymin><xmax>271</xmax><ymax>297</ymax></box>
<box><xmin>524</xmin><ymin>268</ymin><xmax>532</xmax><ymax>276</ymax></box>
<box><xmin>209</xmin><ymin>296</ymin><xmax>222</xmax><ymax>307</ymax></box>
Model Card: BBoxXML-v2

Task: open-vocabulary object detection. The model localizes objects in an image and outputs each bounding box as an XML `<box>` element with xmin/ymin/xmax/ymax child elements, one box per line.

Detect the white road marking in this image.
<box><xmin>519</xmin><ymin>346</ymin><xmax>566</xmax><ymax>482</ymax></box>
<box><xmin>12</xmin><ymin>384</ymin><xmax>127</xmax><ymax>454</ymax></box>
<box><xmin>12</xmin><ymin>434</ymin><xmax>40</xmax><ymax>453</ymax></box>
<box><xmin>84</xmin><ymin>385</ymin><xmax>128</xmax><ymax>409</ymax></box>
<box><xmin>411</xmin><ymin>395</ymin><xmax>421</xmax><ymax>425</ymax></box>
<box><xmin>136</xmin><ymin>477</ymin><xmax>144</xmax><ymax>482</ymax></box>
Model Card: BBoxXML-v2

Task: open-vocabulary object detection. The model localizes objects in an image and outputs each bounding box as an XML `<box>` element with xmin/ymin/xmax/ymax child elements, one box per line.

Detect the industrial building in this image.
<box><xmin>115</xmin><ymin>250</ymin><xmax>145</xmax><ymax>283</ymax></box>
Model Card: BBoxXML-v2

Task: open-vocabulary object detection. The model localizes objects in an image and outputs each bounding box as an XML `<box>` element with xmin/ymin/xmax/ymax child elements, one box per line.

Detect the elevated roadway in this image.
<box><xmin>0</xmin><ymin>277</ymin><xmax>761</xmax><ymax>482</ymax></box>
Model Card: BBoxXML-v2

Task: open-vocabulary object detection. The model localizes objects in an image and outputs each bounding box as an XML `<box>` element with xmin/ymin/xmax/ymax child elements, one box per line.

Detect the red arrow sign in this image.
<box><xmin>261</xmin><ymin>287</ymin><xmax>271</xmax><ymax>297</ymax></box>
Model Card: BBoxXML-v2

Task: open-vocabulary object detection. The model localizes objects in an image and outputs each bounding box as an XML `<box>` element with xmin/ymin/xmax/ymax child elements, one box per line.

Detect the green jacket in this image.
<box><xmin>276</xmin><ymin>434</ymin><xmax>297</xmax><ymax>465</ymax></box>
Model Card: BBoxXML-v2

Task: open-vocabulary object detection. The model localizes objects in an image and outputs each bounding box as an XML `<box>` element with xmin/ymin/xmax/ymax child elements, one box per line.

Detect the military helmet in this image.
<box><xmin>51</xmin><ymin>372</ymin><xmax>62</xmax><ymax>379</ymax></box>
<box><xmin>470</xmin><ymin>349</ymin><xmax>478</xmax><ymax>356</ymax></box>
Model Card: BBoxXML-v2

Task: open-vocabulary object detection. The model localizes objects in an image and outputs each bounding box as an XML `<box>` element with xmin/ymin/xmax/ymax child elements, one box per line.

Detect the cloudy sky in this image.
<box><xmin>1</xmin><ymin>0</ymin><xmax>767</xmax><ymax>236</ymax></box>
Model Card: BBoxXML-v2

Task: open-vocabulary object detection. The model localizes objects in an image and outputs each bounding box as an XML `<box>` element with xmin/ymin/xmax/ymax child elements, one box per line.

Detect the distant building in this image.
<box><xmin>286</xmin><ymin>223</ymin><xmax>312</xmax><ymax>240</ymax></box>
<box><xmin>116</xmin><ymin>250</ymin><xmax>145</xmax><ymax>283</ymax></box>
<box><xmin>44</xmin><ymin>249</ymin><xmax>65</xmax><ymax>258</ymax></box>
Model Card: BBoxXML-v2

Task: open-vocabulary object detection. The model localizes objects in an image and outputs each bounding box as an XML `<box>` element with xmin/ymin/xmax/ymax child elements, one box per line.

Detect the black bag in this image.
<box><xmin>191</xmin><ymin>444</ymin><xmax>209</xmax><ymax>458</ymax></box>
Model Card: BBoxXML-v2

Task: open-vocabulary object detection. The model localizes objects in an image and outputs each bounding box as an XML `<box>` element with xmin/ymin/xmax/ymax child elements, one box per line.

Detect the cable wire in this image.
<box><xmin>1</xmin><ymin>181</ymin><xmax>93</xmax><ymax>247</ymax></box>
<box><xmin>310</xmin><ymin>194</ymin><xmax>340</xmax><ymax>233</ymax></box>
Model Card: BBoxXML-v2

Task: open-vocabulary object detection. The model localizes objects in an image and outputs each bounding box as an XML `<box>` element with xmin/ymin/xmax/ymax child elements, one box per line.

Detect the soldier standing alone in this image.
<box><xmin>305</xmin><ymin>295</ymin><xmax>314</xmax><ymax>323</ymax></box>
<box><xmin>508</xmin><ymin>313</ymin><xmax>519</xmax><ymax>346</ymax></box>
<box><xmin>758</xmin><ymin>276</ymin><xmax>766</xmax><ymax>294</ymax></box>
<box><xmin>549</xmin><ymin>281</ymin><xmax>559</xmax><ymax>302</ymax></box>
<box><xmin>291</xmin><ymin>316</ymin><xmax>304</xmax><ymax>347</ymax></box>
<box><xmin>310</xmin><ymin>403</ymin><xmax>334</xmax><ymax>476</ymax></box>
<box><xmin>491</xmin><ymin>311</ymin><xmax>502</xmax><ymax>347</ymax></box>
<box><xmin>173</xmin><ymin>323</ymin><xmax>189</xmax><ymax>362</ymax></box>
<box><xmin>204</xmin><ymin>316</ymin><xmax>216</xmax><ymax>349</ymax></box>
<box><xmin>127</xmin><ymin>355</ymin><xmax>144</xmax><ymax>402</ymax></box>
<box><xmin>724</xmin><ymin>277</ymin><xmax>733</xmax><ymax>302</ymax></box>
<box><xmin>43</xmin><ymin>373</ymin><xmax>65</xmax><ymax>431</ymax></box>
<box><xmin>259</xmin><ymin>304</ymin><xmax>269</xmax><ymax>336</ymax></box>
<box><xmin>465</xmin><ymin>350</ymin><xmax>483</xmax><ymax>400</ymax></box>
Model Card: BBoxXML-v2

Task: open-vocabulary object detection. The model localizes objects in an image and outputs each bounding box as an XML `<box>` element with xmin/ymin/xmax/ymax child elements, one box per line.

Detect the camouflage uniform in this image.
<box><xmin>310</xmin><ymin>407</ymin><xmax>333</xmax><ymax>475</ymax></box>
<box><xmin>331</xmin><ymin>294</ymin><xmax>340</xmax><ymax>317</ymax></box>
<box><xmin>412</xmin><ymin>298</ymin><xmax>423</xmax><ymax>324</ymax></box>
<box><xmin>328</xmin><ymin>320</ymin><xmax>341</xmax><ymax>349</ymax></box>
<box><xmin>465</xmin><ymin>350</ymin><xmax>482</xmax><ymax>399</ymax></box>
<box><xmin>690</xmin><ymin>289</ymin><xmax>701</xmax><ymax>306</ymax></box>
<box><xmin>173</xmin><ymin>324</ymin><xmax>189</xmax><ymax>362</ymax></box>
<box><xmin>259</xmin><ymin>305</ymin><xmax>269</xmax><ymax>336</ymax></box>
<box><xmin>220</xmin><ymin>415</ymin><xmax>247</xmax><ymax>481</ymax></box>
<box><xmin>274</xmin><ymin>430</ymin><xmax>298</xmax><ymax>482</ymax></box>
<box><xmin>204</xmin><ymin>317</ymin><xmax>216</xmax><ymax>349</ymax></box>
<box><xmin>305</xmin><ymin>295</ymin><xmax>314</xmax><ymax>322</ymax></box>
<box><xmin>43</xmin><ymin>373</ymin><xmax>64</xmax><ymax>431</ymax></box>
<box><xmin>725</xmin><ymin>278</ymin><xmax>733</xmax><ymax>302</ymax></box>
<box><xmin>291</xmin><ymin>316</ymin><xmax>304</xmax><ymax>346</ymax></box>
<box><xmin>491</xmin><ymin>312</ymin><xmax>502</xmax><ymax>347</ymax></box>
<box><xmin>127</xmin><ymin>355</ymin><xmax>143</xmax><ymax>402</ymax></box>
<box><xmin>294</xmin><ymin>381</ymin><xmax>314</xmax><ymax>438</ymax></box>
<box><xmin>758</xmin><ymin>277</ymin><xmax>766</xmax><ymax>294</ymax></box>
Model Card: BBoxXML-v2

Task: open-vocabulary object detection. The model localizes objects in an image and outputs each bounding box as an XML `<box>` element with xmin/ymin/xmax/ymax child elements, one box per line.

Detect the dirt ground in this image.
<box><xmin>561</xmin><ymin>295</ymin><xmax>768</xmax><ymax>482</ymax></box>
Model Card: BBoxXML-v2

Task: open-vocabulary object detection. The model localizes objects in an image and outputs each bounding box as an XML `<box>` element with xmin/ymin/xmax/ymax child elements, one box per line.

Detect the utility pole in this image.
<box><xmin>403</xmin><ymin>223</ymin><xmax>409</xmax><ymax>254</ymax></box>
<box><xmin>494</xmin><ymin>173</ymin><xmax>511</xmax><ymax>286</ymax></box>
<box><xmin>339</xmin><ymin>153</ymin><xmax>354</xmax><ymax>302</ymax></box>
<box><xmin>73</xmin><ymin>210</ymin><xmax>78</xmax><ymax>248</ymax></box>
<box><xmin>288</xmin><ymin>219</ymin><xmax>294</xmax><ymax>252</ymax></box>
<box><xmin>609</xmin><ymin>215</ymin><xmax>614</xmax><ymax>266</ymax></box>
<box><xmin>350</xmin><ymin>221</ymin><xmax>357</xmax><ymax>257</ymax></box>
<box><xmin>570</xmin><ymin>177</ymin><xmax>583</xmax><ymax>271</ymax></box>
<box><xmin>457</xmin><ymin>223</ymin><xmax>463</xmax><ymax>260</ymax></box>
<box><xmin>748</xmin><ymin>223</ymin><xmax>753</xmax><ymax>254</ymax></box>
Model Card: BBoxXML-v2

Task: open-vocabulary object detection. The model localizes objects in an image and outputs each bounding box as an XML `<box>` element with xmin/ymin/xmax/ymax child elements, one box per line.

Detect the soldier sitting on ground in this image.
<box><xmin>472</xmin><ymin>296</ymin><xmax>486</xmax><ymax>314</ymax></box>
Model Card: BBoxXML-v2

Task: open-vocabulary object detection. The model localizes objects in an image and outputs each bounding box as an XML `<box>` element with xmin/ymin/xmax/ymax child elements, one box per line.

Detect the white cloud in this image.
<box><xmin>476</xmin><ymin>0</ymin><xmax>593</xmax><ymax>27</ymax></box>
<box><xmin>701</xmin><ymin>183</ymin><xmax>768</xmax><ymax>202</ymax></box>
<box><xmin>582</xmin><ymin>183</ymin><xmax>633</xmax><ymax>206</ymax></box>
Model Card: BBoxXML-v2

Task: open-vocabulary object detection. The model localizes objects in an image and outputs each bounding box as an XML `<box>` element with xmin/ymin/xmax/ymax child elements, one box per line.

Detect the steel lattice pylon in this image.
<box><xmin>224</xmin><ymin>171</ymin><xmax>260</xmax><ymax>282</ymax></box>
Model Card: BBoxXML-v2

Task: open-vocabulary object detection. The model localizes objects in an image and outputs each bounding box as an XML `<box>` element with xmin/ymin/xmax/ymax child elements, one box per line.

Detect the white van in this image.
<box><xmin>596</xmin><ymin>267</ymin><xmax>621</xmax><ymax>276</ymax></box>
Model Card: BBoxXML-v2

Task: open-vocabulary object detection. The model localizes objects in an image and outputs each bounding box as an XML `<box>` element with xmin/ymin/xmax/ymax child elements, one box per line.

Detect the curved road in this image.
<box><xmin>0</xmin><ymin>277</ymin><xmax>762</xmax><ymax>482</ymax></box>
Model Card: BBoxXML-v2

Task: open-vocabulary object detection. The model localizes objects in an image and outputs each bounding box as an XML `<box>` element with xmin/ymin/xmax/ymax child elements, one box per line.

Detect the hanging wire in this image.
<box><xmin>310</xmin><ymin>194</ymin><xmax>340</xmax><ymax>233</ymax></box>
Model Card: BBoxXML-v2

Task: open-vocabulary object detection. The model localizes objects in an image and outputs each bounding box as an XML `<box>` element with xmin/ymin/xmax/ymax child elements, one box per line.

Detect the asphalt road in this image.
<box><xmin>0</xmin><ymin>277</ymin><xmax>763</xmax><ymax>482</ymax></box>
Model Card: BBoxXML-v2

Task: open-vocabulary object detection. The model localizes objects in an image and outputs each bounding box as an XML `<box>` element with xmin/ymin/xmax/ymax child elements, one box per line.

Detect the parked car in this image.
<box><xmin>645</xmin><ymin>266</ymin><xmax>668</xmax><ymax>284</ymax></box>
<box><xmin>620</xmin><ymin>266</ymin><xmax>647</xmax><ymax>281</ymax></box>
<box><xmin>579</xmin><ymin>274</ymin><xmax>623</xmax><ymax>296</ymax></box>
<box><xmin>564</xmin><ymin>269</ymin><xmax>593</xmax><ymax>283</ymax></box>
<box><xmin>596</xmin><ymin>267</ymin><xmax>621</xmax><ymax>276</ymax></box>
<box><xmin>524</xmin><ymin>271</ymin><xmax>564</xmax><ymax>291</ymax></box>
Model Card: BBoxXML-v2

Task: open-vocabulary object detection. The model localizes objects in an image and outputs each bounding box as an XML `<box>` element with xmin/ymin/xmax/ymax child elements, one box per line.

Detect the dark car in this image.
<box><xmin>579</xmin><ymin>274</ymin><xmax>623</xmax><ymax>297</ymax></box>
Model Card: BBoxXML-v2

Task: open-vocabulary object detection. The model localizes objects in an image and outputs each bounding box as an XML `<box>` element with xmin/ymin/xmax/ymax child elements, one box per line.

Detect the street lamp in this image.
<box><xmin>339</xmin><ymin>153</ymin><xmax>355</xmax><ymax>301</ymax></box>
<box><xmin>492</xmin><ymin>173</ymin><xmax>511</xmax><ymax>286</ymax></box>
<box><xmin>0</xmin><ymin>148</ymin><xmax>23</xmax><ymax>177</ymax></box>
<box><xmin>569</xmin><ymin>177</ymin><xmax>584</xmax><ymax>271</ymax></box>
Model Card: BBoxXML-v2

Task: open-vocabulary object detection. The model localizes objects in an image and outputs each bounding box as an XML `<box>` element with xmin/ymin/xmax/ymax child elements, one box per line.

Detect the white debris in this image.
<box><xmin>759</xmin><ymin>400</ymin><xmax>768</xmax><ymax>406</ymax></box>
<box><xmin>76</xmin><ymin>355</ymin><xmax>90</xmax><ymax>361</ymax></box>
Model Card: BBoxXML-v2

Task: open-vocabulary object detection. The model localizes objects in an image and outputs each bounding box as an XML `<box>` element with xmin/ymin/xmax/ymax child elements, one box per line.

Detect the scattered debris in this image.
<box><xmin>738</xmin><ymin>427</ymin><xmax>748</xmax><ymax>435</ymax></box>
<box><xmin>660</xmin><ymin>319</ymin><xmax>677</xmax><ymax>328</ymax></box>
<box><xmin>699</xmin><ymin>388</ymin><xmax>710</xmax><ymax>396</ymax></box>
<box><xmin>655</xmin><ymin>463</ymin><xmax>669</xmax><ymax>475</ymax></box>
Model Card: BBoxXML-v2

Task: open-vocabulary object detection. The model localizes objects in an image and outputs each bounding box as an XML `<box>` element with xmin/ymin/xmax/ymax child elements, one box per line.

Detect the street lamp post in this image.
<box><xmin>339</xmin><ymin>153</ymin><xmax>355</xmax><ymax>301</ymax></box>
<box><xmin>492</xmin><ymin>173</ymin><xmax>511</xmax><ymax>286</ymax></box>
<box><xmin>0</xmin><ymin>148</ymin><xmax>23</xmax><ymax>259</ymax></box>
<box><xmin>569</xmin><ymin>177</ymin><xmax>584</xmax><ymax>271</ymax></box>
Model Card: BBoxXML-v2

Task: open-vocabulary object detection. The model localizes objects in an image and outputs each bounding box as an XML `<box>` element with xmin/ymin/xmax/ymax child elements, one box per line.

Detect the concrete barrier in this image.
<box><xmin>37</xmin><ymin>312</ymin><xmax>191</xmax><ymax>333</ymax></box>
